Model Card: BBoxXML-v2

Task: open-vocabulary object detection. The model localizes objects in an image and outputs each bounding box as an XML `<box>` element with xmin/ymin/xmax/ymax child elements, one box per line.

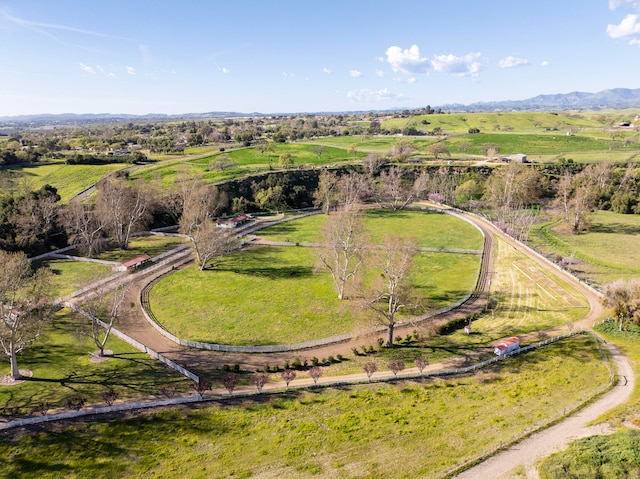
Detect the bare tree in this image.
<box><xmin>337</xmin><ymin>172</ymin><xmax>369</xmax><ymax>209</ymax></box>
<box><xmin>222</xmin><ymin>373</ymin><xmax>239</xmax><ymax>394</ymax></box>
<box><xmin>76</xmin><ymin>280</ymin><xmax>132</xmax><ymax>357</ymax></box>
<box><xmin>313</xmin><ymin>170</ymin><xmax>339</xmax><ymax>214</ymax></box>
<box><xmin>193</xmin><ymin>378</ymin><xmax>212</xmax><ymax>398</ymax></box>
<box><xmin>363</xmin><ymin>362</ymin><xmax>378</xmax><ymax>381</ymax></box>
<box><xmin>389</xmin><ymin>140</ymin><xmax>416</xmax><ymax>162</ymax></box>
<box><xmin>251</xmin><ymin>373</ymin><xmax>269</xmax><ymax>392</ymax></box>
<box><xmin>317</xmin><ymin>206</ymin><xmax>365</xmax><ymax>300</ymax></box>
<box><xmin>387</xmin><ymin>360</ymin><xmax>405</xmax><ymax>377</ymax></box>
<box><xmin>95</xmin><ymin>177</ymin><xmax>152</xmax><ymax>250</ymax></box>
<box><xmin>308</xmin><ymin>366</ymin><xmax>322</xmax><ymax>385</ymax></box>
<box><xmin>63</xmin><ymin>202</ymin><xmax>104</xmax><ymax>258</ymax></box>
<box><xmin>415</xmin><ymin>356</ymin><xmax>428</xmax><ymax>375</ymax></box>
<box><xmin>209</xmin><ymin>153</ymin><xmax>237</xmax><ymax>172</ymax></box>
<box><xmin>0</xmin><ymin>251</ymin><xmax>52</xmax><ymax>380</ymax></box>
<box><xmin>312</xmin><ymin>145</ymin><xmax>326</xmax><ymax>161</ymax></box>
<box><xmin>429</xmin><ymin>143</ymin><xmax>450</xmax><ymax>160</ymax></box>
<box><xmin>14</xmin><ymin>186</ymin><xmax>60</xmax><ymax>250</ymax></box>
<box><xmin>362</xmin><ymin>235</ymin><xmax>420</xmax><ymax>347</ymax></box>
<box><xmin>281</xmin><ymin>369</ymin><xmax>296</xmax><ymax>389</ymax></box>
<box><xmin>362</xmin><ymin>153</ymin><xmax>386</xmax><ymax>177</ymax></box>
<box><xmin>602</xmin><ymin>279</ymin><xmax>640</xmax><ymax>331</ymax></box>
<box><xmin>179</xmin><ymin>183</ymin><xmax>238</xmax><ymax>270</ymax></box>
<box><xmin>373</xmin><ymin>167</ymin><xmax>427</xmax><ymax>211</ymax></box>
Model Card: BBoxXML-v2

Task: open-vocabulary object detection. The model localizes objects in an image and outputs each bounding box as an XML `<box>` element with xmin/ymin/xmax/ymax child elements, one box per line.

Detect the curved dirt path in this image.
<box><xmin>454</xmin><ymin>340</ymin><xmax>633</xmax><ymax>479</ymax></box>
<box><xmin>449</xmin><ymin>212</ymin><xmax>632</xmax><ymax>479</ymax></box>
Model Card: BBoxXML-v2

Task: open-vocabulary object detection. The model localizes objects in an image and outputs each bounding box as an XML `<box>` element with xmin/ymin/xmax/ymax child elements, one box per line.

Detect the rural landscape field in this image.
<box><xmin>3</xmin><ymin>1</ymin><xmax>640</xmax><ymax>478</ymax></box>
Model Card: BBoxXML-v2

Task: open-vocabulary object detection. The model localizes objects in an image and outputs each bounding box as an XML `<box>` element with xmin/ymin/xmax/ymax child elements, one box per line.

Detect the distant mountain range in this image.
<box><xmin>440</xmin><ymin>87</ymin><xmax>640</xmax><ymax>112</ymax></box>
<box><xmin>1</xmin><ymin>87</ymin><xmax>639</xmax><ymax>127</ymax></box>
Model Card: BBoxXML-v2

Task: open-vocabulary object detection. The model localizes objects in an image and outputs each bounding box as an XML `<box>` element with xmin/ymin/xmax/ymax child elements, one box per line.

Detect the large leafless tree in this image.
<box><xmin>0</xmin><ymin>251</ymin><xmax>52</xmax><ymax>380</ymax></box>
<box><xmin>317</xmin><ymin>206</ymin><xmax>365</xmax><ymax>300</ymax></box>
<box><xmin>313</xmin><ymin>170</ymin><xmax>339</xmax><ymax>214</ymax></box>
<box><xmin>95</xmin><ymin>177</ymin><xmax>152</xmax><ymax>250</ymax></box>
<box><xmin>362</xmin><ymin>235</ymin><xmax>420</xmax><ymax>347</ymax></box>
<box><xmin>64</xmin><ymin>202</ymin><xmax>104</xmax><ymax>257</ymax></box>
<box><xmin>75</xmin><ymin>280</ymin><xmax>132</xmax><ymax>357</ymax></box>
<box><xmin>373</xmin><ymin>167</ymin><xmax>427</xmax><ymax>211</ymax></box>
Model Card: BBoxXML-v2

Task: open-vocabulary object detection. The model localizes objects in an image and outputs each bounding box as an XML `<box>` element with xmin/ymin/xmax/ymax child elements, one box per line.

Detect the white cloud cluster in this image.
<box><xmin>350</xmin><ymin>70</ymin><xmax>363</xmax><ymax>78</ymax></box>
<box><xmin>386</xmin><ymin>45</ymin><xmax>430</xmax><ymax>74</ymax></box>
<box><xmin>385</xmin><ymin>45</ymin><xmax>483</xmax><ymax>78</ymax></box>
<box><xmin>218</xmin><ymin>66</ymin><xmax>230</xmax><ymax>74</ymax></box>
<box><xmin>432</xmin><ymin>52</ymin><xmax>482</xmax><ymax>76</ymax></box>
<box><xmin>347</xmin><ymin>88</ymin><xmax>405</xmax><ymax>102</ymax></box>
<box><xmin>323</xmin><ymin>67</ymin><xmax>333</xmax><ymax>74</ymax></box>
<box><xmin>498</xmin><ymin>56</ymin><xmax>531</xmax><ymax>68</ymax></box>
<box><xmin>607</xmin><ymin>13</ymin><xmax>640</xmax><ymax>44</ymax></box>
<box><xmin>126</xmin><ymin>66</ymin><xmax>136</xmax><ymax>75</ymax></box>
<box><xmin>609</xmin><ymin>0</ymin><xmax>640</xmax><ymax>10</ymax></box>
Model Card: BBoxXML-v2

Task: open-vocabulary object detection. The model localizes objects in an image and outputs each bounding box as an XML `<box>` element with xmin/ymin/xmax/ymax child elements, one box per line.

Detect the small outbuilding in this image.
<box><xmin>122</xmin><ymin>253</ymin><xmax>152</xmax><ymax>271</ymax></box>
<box><xmin>493</xmin><ymin>336</ymin><xmax>520</xmax><ymax>357</ymax></box>
<box><xmin>216</xmin><ymin>214</ymin><xmax>252</xmax><ymax>229</ymax></box>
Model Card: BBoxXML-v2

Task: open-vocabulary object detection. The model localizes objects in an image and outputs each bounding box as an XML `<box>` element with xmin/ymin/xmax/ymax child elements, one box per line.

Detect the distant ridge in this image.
<box><xmin>440</xmin><ymin>87</ymin><xmax>640</xmax><ymax>112</ymax></box>
<box><xmin>1</xmin><ymin>87</ymin><xmax>639</xmax><ymax>126</ymax></box>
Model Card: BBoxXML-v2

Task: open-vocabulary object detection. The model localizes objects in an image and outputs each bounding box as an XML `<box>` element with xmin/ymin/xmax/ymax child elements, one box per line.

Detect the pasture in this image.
<box><xmin>0</xmin><ymin>334</ymin><xmax>609</xmax><ymax>479</ymax></box>
<box><xmin>6</xmin><ymin>160</ymin><xmax>129</xmax><ymax>202</ymax></box>
<box><xmin>92</xmin><ymin>234</ymin><xmax>186</xmax><ymax>264</ymax></box>
<box><xmin>258</xmin><ymin>209</ymin><xmax>484</xmax><ymax>250</ymax></box>
<box><xmin>149</xmin><ymin>245</ymin><xmax>479</xmax><ymax>345</ymax></box>
<box><xmin>529</xmin><ymin>210</ymin><xmax>640</xmax><ymax>286</ymax></box>
<box><xmin>149</xmin><ymin>210</ymin><xmax>481</xmax><ymax>345</ymax></box>
<box><xmin>0</xmin><ymin>311</ymin><xmax>191</xmax><ymax>417</ymax></box>
<box><xmin>37</xmin><ymin>259</ymin><xmax>114</xmax><ymax>298</ymax></box>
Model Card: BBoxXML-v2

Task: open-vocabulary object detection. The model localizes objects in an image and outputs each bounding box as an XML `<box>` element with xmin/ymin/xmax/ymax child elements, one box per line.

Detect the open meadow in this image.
<box><xmin>530</xmin><ymin>210</ymin><xmax>640</xmax><ymax>286</ymax></box>
<box><xmin>0</xmin><ymin>311</ymin><xmax>191</xmax><ymax>418</ymax></box>
<box><xmin>0</xmin><ymin>334</ymin><xmax>609</xmax><ymax>479</ymax></box>
<box><xmin>5</xmin><ymin>160</ymin><xmax>130</xmax><ymax>202</ymax></box>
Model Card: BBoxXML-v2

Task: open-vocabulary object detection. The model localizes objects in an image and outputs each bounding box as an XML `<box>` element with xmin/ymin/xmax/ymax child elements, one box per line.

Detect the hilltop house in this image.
<box><xmin>493</xmin><ymin>337</ymin><xmax>520</xmax><ymax>357</ymax></box>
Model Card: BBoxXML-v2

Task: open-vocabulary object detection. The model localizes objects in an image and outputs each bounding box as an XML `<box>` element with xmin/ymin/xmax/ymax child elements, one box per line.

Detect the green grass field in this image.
<box><xmin>36</xmin><ymin>259</ymin><xmax>114</xmax><ymax>298</ymax></box>
<box><xmin>0</xmin><ymin>334</ymin><xmax>609</xmax><ymax>479</ymax></box>
<box><xmin>6</xmin><ymin>160</ymin><xmax>130</xmax><ymax>202</ymax></box>
<box><xmin>150</xmin><ymin>210</ymin><xmax>481</xmax><ymax>345</ymax></box>
<box><xmin>0</xmin><ymin>311</ymin><xmax>191</xmax><ymax>416</ymax></box>
<box><xmin>149</xmin><ymin>245</ymin><xmax>479</xmax><ymax>345</ymax></box>
<box><xmin>259</xmin><ymin>209</ymin><xmax>484</xmax><ymax>250</ymax></box>
<box><xmin>92</xmin><ymin>234</ymin><xmax>186</xmax><ymax>263</ymax></box>
<box><xmin>529</xmin><ymin>210</ymin><xmax>640</xmax><ymax>286</ymax></box>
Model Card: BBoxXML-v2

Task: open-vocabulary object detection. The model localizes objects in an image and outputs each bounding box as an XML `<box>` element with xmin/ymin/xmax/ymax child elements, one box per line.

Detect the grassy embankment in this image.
<box><xmin>529</xmin><ymin>210</ymin><xmax>640</xmax><ymax>286</ymax></box>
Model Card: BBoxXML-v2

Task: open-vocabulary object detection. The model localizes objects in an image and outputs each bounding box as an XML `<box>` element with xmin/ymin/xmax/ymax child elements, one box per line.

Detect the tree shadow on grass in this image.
<box><xmin>589</xmin><ymin>221</ymin><xmax>640</xmax><ymax>236</ymax></box>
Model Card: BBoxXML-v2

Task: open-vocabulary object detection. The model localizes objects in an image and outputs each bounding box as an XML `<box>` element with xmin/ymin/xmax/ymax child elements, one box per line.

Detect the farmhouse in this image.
<box><xmin>122</xmin><ymin>253</ymin><xmax>151</xmax><ymax>271</ymax></box>
<box><xmin>500</xmin><ymin>153</ymin><xmax>528</xmax><ymax>163</ymax></box>
<box><xmin>493</xmin><ymin>336</ymin><xmax>520</xmax><ymax>357</ymax></box>
<box><xmin>216</xmin><ymin>214</ymin><xmax>252</xmax><ymax>229</ymax></box>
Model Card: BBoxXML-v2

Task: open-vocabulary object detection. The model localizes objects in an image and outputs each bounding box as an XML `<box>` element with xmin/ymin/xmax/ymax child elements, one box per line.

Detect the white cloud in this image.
<box><xmin>541</xmin><ymin>60</ymin><xmax>550</xmax><ymax>67</ymax></box>
<box><xmin>407</xmin><ymin>77</ymin><xmax>416</xmax><ymax>84</ymax></box>
<box><xmin>126</xmin><ymin>66</ymin><xmax>137</xmax><ymax>75</ymax></box>
<box><xmin>350</xmin><ymin>70</ymin><xmax>363</xmax><ymax>78</ymax></box>
<box><xmin>385</xmin><ymin>45</ymin><xmax>431</xmax><ymax>74</ymax></box>
<box><xmin>79</xmin><ymin>63</ymin><xmax>96</xmax><ymax>74</ymax></box>
<box><xmin>499</xmin><ymin>56</ymin><xmax>531</xmax><ymax>68</ymax></box>
<box><xmin>432</xmin><ymin>52</ymin><xmax>483</xmax><ymax>77</ymax></box>
<box><xmin>323</xmin><ymin>67</ymin><xmax>333</xmax><ymax>74</ymax></box>
<box><xmin>607</xmin><ymin>13</ymin><xmax>640</xmax><ymax>45</ymax></box>
<box><xmin>347</xmin><ymin>88</ymin><xmax>406</xmax><ymax>102</ymax></box>
<box><xmin>375</xmin><ymin>69</ymin><xmax>385</xmax><ymax>78</ymax></box>
<box><xmin>218</xmin><ymin>66</ymin><xmax>230</xmax><ymax>74</ymax></box>
<box><xmin>282</xmin><ymin>71</ymin><xmax>296</xmax><ymax>77</ymax></box>
<box><xmin>609</xmin><ymin>0</ymin><xmax>640</xmax><ymax>10</ymax></box>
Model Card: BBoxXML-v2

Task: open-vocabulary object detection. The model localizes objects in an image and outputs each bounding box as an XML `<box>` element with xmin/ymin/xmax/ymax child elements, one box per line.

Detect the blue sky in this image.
<box><xmin>1</xmin><ymin>0</ymin><xmax>639</xmax><ymax>116</ymax></box>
